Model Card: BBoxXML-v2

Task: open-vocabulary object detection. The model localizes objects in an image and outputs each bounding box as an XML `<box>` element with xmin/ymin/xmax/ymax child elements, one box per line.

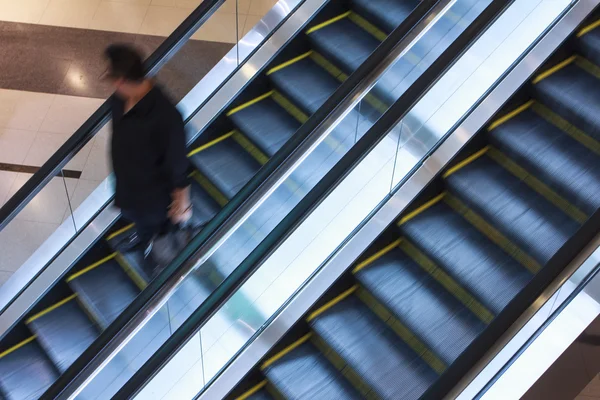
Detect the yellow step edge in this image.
<box><xmin>487</xmin><ymin>101</ymin><xmax>534</xmax><ymax>131</ymax></box>
<box><xmin>66</xmin><ymin>253</ymin><xmax>117</xmax><ymax>282</ymax></box>
<box><xmin>232</xmin><ymin>131</ymin><xmax>270</xmax><ymax>165</ymax></box>
<box><xmin>575</xmin><ymin>57</ymin><xmax>600</xmax><ymax>80</ymax></box>
<box><xmin>348</xmin><ymin>11</ymin><xmax>387</xmax><ymax>42</ymax></box>
<box><xmin>0</xmin><ymin>336</ymin><xmax>37</xmax><ymax>359</ymax></box>
<box><xmin>106</xmin><ymin>223</ymin><xmax>135</xmax><ymax>241</ymax></box>
<box><xmin>398</xmin><ymin>193</ymin><xmax>446</xmax><ymax>225</ymax></box>
<box><xmin>532</xmin><ymin>55</ymin><xmax>577</xmax><ymax>84</ymax></box>
<box><xmin>192</xmin><ymin>170</ymin><xmax>229</xmax><ymax>207</ymax></box>
<box><xmin>187</xmin><ymin>131</ymin><xmax>235</xmax><ymax>157</ymax></box>
<box><xmin>577</xmin><ymin>18</ymin><xmax>600</xmax><ymax>37</ymax></box>
<box><xmin>115</xmin><ymin>253</ymin><xmax>148</xmax><ymax>291</ymax></box>
<box><xmin>266</xmin><ymin>51</ymin><xmax>313</xmax><ymax>76</ymax></box>
<box><xmin>236</xmin><ymin>381</ymin><xmax>268</xmax><ymax>400</ymax></box>
<box><xmin>261</xmin><ymin>333</ymin><xmax>312</xmax><ymax>370</ymax></box>
<box><xmin>310</xmin><ymin>51</ymin><xmax>346</xmax><ymax>80</ymax></box>
<box><xmin>306</xmin><ymin>11</ymin><xmax>351</xmax><ymax>34</ymax></box>
<box><xmin>352</xmin><ymin>239</ymin><xmax>402</xmax><ymax>274</ymax></box>
<box><xmin>226</xmin><ymin>91</ymin><xmax>274</xmax><ymax>117</ymax></box>
<box><xmin>26</xmin><ymin>294</ymin><xmax>78</xmax><ymax>324</ymax></box>
<box><xmin>271</xmin><ymin>90</ymin><xmax>309</xmax><ymax>123</ymax></box>
<box><xmin>443</xmin><ymin>146</ymin><xmax>490</xmax><ymax>179</ymax></box>
<box><xmin>307</xmin><ymin>285</ymin><xmax>358</xmax><ymax>322</ymax></box>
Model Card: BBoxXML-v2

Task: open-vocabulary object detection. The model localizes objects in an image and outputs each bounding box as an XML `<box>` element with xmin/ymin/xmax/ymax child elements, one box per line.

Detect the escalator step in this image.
<box><xmin>243</xmin><ymin>389</ymin><xmax>274</xmax><ymax>400</ymax></box>
<box><xmin>67</xmin><ymin>258</ymin><xmax>140</xmax><ymax>329</ymax></box>
<box><xmin>310</xmin><ymin>295</ymin><xmax>437</xmax><ymax>400</ymax></box>
<box><xmin>263</xmin><ymin>341</ymin><xmax>362</xmax><ymax>399</ymax></box>
<box><xmin>400</xmin><ymin>201</ymin><xmax>531</xmax><ymax>315</ymax></box>
<box><xmin>0</xmin><ymin>340</ymin><xmax>58</xmax><ymax>400</ymax></box>
<box><xmin>489</xmin><ymin>108</ymin><xmax>600</xmax><ymax>216</ymax></box>
<box><xmin>307</xmin><ymin>17</ymin><xmax>380</xmax><ymax>75</ymax></box>
<box><xmin>268</xmin><ymin>57</ymin><xmax>341</xmax><ymax>115</ymax></box>
<box><xmin>228</xmin><ymin>96</ymin><xmax>300</xmax><ymax>157</ymax></box>
<box><xmin>189</xmin><ymin>137</ymin><xmax>261</xmax><ymax>200</ymax></box>
<box><xmin>578</xmin><ymin>23</ymin><xmax>600</xmax><ymax>66</ymax></box>
<box><xmin>27</xmin><ymin>297</ymin><xmax>98</xmax><ymax>372</ymax></box>
<box><xmin>445</xmin><ymin>153</ymin><xmax>580</xmax><ymax>266</ymax></box>
<box><xmin>189</xmin><ymin>179</ymin><xmax>221</xmax><ymax>227</ymax></box>
<box><xmin>355</xmin><ymin>248</ymin><xmax>485</xmax><ymax>366</ymax></box>
<box><xmin>533</xmin><ymin>61</ymin><xmax>600</xmax><ymax>141</ymax></box>
<box><xmin>350</xmin><ymin>0</ymin><xmax>419</xmax><ymax>34</ymax></box>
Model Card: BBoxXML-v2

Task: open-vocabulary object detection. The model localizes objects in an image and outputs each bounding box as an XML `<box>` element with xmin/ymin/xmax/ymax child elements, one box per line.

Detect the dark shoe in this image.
<box><xmin>116</xmin><ymin>231</ymin><xmax>142</xmax><ymax>252</ymax></box>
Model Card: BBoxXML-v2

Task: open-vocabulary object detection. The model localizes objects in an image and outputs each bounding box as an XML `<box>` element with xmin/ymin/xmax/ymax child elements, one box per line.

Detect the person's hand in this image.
<box><xmin>169</xmin><ymin>186</ymin><xmax>192</xmax><ymax>225</ymax></box>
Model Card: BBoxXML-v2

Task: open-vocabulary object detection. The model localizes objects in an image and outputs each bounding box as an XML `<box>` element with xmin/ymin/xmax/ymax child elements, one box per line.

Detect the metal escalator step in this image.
<box><xmin>400</xmin><ymin>202</ymin><xmax>531</xmax><ymax>315</ymax></box>
<box><xmin>189</xmin><ymin>179</ymin><xmax>221</xmax><ymax>228</ymax></box>
<box><xmin>264</xmin><ymin>341</ymin><xmax>361</xmax><ymax>399</ymax></box>
<box><xmin>0</xmin><ymin>340</ymin><xmax>58</xmax><ymax>400</ymax></box>
<box><xmin>445</xmin><ymin>154</ymin><xmax>580</xmax><ymax>266</ymax></box>
<box><xmin>489</xmin><ymin>108</ymin><xmax>600</xmax><ymax>216</ymax></box>
<box><xmin>355</xmin><ymin>248</ymin><xmax>486</xmax><ymax>366</ymax></box>
<box><xmin>533</xmin><ymin>62</ymin><xmax>600</xmax><ymax>141</ymax></box>
<box><xmin>26</xmin><ymin>297</ymin><xmax>98</xmax><ymax>372</ymax></box>
<box><xmin>350</xmin><ymin>0</ymin><xmax>419</xmax><ymax>34</ymax></box>
<box><xmin>310</xmin><ymin>296</ymin><xmax>437</xmax><ymax>399</ymax></box>
<box><xmin>578</xmin><ymin>24</ymin><xmax>600</xmax><ymax>66</ymax></box>
<box><xmin>268</xmin><ymin>57</ymin><xmax>341</xmax><ymax>115</ymax></box>
<box><xmin>189</xmin><ymin>137</ymin><xmax>261</xmax><ymax>200</ymax></box>
<box><xmin>243</xmin><ymin>389</ymin><xmax>275</xmax><ymax>400</ymax></box>
<box><xmin>228</xmin><ymin>96</ymin><xmax>301</xmax><ymax>157</ymax></box>
<box><xmin>67</xmin><ymin>258</ymin><xmax>140</xmax><ymax>329</ymax></box>
<box><xmin>307</xmin><ymin>17</ymin><xmax>380</xmax><ymax>75</ymax></box>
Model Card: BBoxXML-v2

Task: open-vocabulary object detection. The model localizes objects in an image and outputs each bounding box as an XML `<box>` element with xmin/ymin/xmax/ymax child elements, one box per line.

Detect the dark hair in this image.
<box><xmin>104</xmin><ymin>44</ymin><xmax>145</xmax><ymax>82</ymax></box>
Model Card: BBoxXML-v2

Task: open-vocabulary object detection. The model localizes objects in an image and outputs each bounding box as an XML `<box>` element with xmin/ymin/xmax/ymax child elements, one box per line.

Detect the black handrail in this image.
<box><xmin>113</xmin><ymin>1</ymin><xmax>512</xmax><ymax>397</ymax></box>
<box><xmin>40</xmin><ymin>1</ymin><xmax>440</xmax><ymax>398</ymax></box>
<box><xmin>0</xmin><ymin>0</ymin><xmax>226</xmax><ymax>232</ymax></box>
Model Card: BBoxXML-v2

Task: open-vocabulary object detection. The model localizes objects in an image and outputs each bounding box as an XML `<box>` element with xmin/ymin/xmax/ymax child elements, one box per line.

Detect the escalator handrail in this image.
<box><xmin>40</xmin><ymin>2</ymin><xmax>444</xmax><ymax>399</ymax></box>
<box><xmin>0</xmin><ymin>0</ymin><xmax>226</xmax><ymax>232</ymax></box>
<box><xmin>112</xmin><ymin>1</ymin><xmax>514</xmax><ymax>397</ymax></box>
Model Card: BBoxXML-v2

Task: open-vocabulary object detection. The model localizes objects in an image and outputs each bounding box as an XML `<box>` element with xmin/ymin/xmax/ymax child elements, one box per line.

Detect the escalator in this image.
<box><xmin>229</xmin><ymin>16</ymin><xmax>600</xmax><ymax>400</ymax></box>
<box><xmin>0</xmin><ymin>1</ymin><xmax>464</xmax><ymax>399</ymax></box>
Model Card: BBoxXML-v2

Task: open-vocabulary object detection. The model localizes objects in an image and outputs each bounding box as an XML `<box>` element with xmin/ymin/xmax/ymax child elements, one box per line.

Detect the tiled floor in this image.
<box><xmin>578</xmin><ymin>375</ymin><xmax>600</xmax><ymax>399</ymax></box>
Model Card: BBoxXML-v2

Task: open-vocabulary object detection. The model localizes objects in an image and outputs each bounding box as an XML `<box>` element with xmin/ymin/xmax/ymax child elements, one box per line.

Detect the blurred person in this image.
<box><xmin>103</xmin><ymin>44</ymin><xmax>192</xmax><ymax>261</ymax></box>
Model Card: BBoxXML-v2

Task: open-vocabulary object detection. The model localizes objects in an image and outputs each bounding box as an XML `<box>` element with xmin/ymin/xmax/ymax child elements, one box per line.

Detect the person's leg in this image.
<box><xmin>120</xmin><ymin>208</ymin><xmax>169</xmax><ymax>254</ymax></box>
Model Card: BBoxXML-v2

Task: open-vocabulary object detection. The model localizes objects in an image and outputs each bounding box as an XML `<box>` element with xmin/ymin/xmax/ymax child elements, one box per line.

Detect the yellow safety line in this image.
<box><xmin>267</xmin><ymin>51</ymin><xmax>313</xmax><ymax>75</ymax></box>
<box><xmin>306</xmin><ymin>11</ymin><xmax>351</xmax><ymax>34</ymax></box>
<box><xmin>353</xmin><ymin>239</ymin><xmax>402</xmax><ymax>274</ymax></box>
<box><xmin>307</xmin><ymin>285</ymin><xmax>358</xmax><ymax>322</ymax></box>
<box><xmin>532</xmin><ymin>56</ymin><xmax>577</xmax><ymax>84</ymax></box>
<box><xmin>398</xmin><ymin>193</ymin><xmax>446</xmax><ymax>225</ymax></box>
<box><xmin>236</xmin><ymin>381</ymin><xmax>268</xmax><ymax>400</ymax></box>
<box><xmin>66</xmin><ymin>253</ymin><xmax>117</xmax><ymax>282</ymax></box>
<box><xmin>443</xmin><ymin>146</ymin><xmax>490</xmax><ymax>178</ymax></box>
<box><xmin>187</xmin><ymin>131</ymin><xmax>235</xmax><ymax>157</ymax></box>
<box><xmin>0</xmin><ymin>336</ymin><xmax>37</xmax><ymax>359</ymax></box>
<box><xmin>348</xmin><ymin>11</ymin><xmax>387</xmax><ymax>41</ymax></box>
<box><xmin>578</xmin><ymin>19</ymin><xmax>600</xmax><ymax>37</ymax></box>
<box><xmin>487</xmin><ymin>101</ymin><xmax>534</xmax><ymax>131</ymax></box>
<box><xmin>26</xmin><ymin>294</ymin><xmax>78</xmax><ymax>324</ymax></box>
<box><xmin>106</xmin><ymin>223</ymin><xmax>135</xmax><ymax>240</ymax></box>
<box><xmin>261</xmin><ymin>333</ymin><xmax>312</xmax><ymax>369</ymax></box>
<box><xmin>227</xmin><ymin>91</ymin><xmax>274</xmax><ymax>116</ymax></box>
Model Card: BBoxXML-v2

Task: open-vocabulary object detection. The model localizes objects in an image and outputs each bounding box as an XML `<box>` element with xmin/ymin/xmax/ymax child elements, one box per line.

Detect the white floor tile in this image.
<box><xmin>0</xmin><ymin>171</ymin><xmax>18</xmax><ymax>206</ymax></box>
<box><xmin>191</xmin><ymin>10</ymin><xmax>246</xmax><ymax>43</ymax></box>
<box><xmin>247</xmin><ymin>0</ymin><xmax>276</xmax><ymax>16</ymax></box>
<box><xmin>104</xmin><ymin>0</ymin><xmax>150</xmax><ymax>5</ymax></box>
<box><xmin>0</xmin><ymin>219</ymin><xmax>59</xmax><ymax>274</ymax></box>
<box><xmin>39</xmin><ymin>95</ymin><xmax>104</xmax><ymax>135</ymax></box>
<box><xmin>149</xmin><ymin>0</ymin><xmax>200</xmax><ymax>9</ymax></box>
<box><xmin>23</xmin><ymin>131</ymin><xmax>69</xmax><ymax>167</ymax></box>
<box><xmin>0</xmin><ymin>0</ymin><xmax>51</xmax><ymax>23</ymax></box>
<box><xmin>68</xmin><ymin>178</ymin><xmax>102</xmax><ymax>213</ymax></box>
<box><xmin>220</xmin><ymin>0</ymin><xmax>252</xmax><ymax>14</ymax></box>
<box><xmin>39</xmin><ymin>0</ymin><xmax>101</xmax><ymax>28</ymax></box>
<box><xmin>242</xmin><ymin>13</ymin><xmax>262</xmax><ymax>36</ymax></box>
<box><xmin>139</xmin><ymin>5</ymin><xmax>190</xmax><ymax>36</ymax></box>
<box><xmin>0</xmin><ymin>89</ymin><xmax>55</xmax><ymax>132</ymax></box>
<box><xmin>65</xmin><ymin>139</ymin><xmax>94</xmax><ymax>171</ymax></box>
<box><xmin>80</xmin><ymin>137</ymin><xmax>111</xmax><ymax>181</ymax></box>
<box><xmin>90</xmin><ymin>1</ymin><xmax>149</xmax><ymax>34</ymax></box>
<box><xmin>0</xmin><ymin>128</ymin><xmax>36</xmax><ymax>165</ymax></box>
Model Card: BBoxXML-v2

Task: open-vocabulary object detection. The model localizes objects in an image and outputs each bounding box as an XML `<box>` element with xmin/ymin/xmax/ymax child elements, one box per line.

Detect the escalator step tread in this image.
<box><xmin>189</xmin><ymin>138</ymin><xmax>261</xmax><ymax>200</ymax></box>
<box><xmin>189</xmin><ymin>179</ymin><xmax>221</xmax><ymax>227</ymax></box>
<box><xmin>68</xmin><ymin>259</ymin><xmax>140</xmax><ymax>329</ymax></box>
<box><xmin>268</xmin><ymin>57</ymin><xmax>341</xmax><ymax>115</ymax></box>
<box><xmin>533</xmin><ymin>62</ymin><xmax>600</xmax><ymax>141</ymax></box>
<box><xmin>244</xmin><ymin>389</ymin><xmax>274</xmax><ymax>400</ymax></box>
<box><xmin>27</xmin><ymin>299</ymin><xmax>98</xmax><ymax>373</ymax></box>
<box><xmin>489</xmin><ymin>108</ymin><xmax>600</xmax><ymax>215</ymax></box>
<box><xmin>446</xmin><ymin>154</ymin><xmax>580</xmax><ymax>265</ymax></box>
<box><xmin>0</xmin><ymin>341</ymin><xmax>58</xmax><ymax>400</ymax></box>
<box><xmin>310</xmin><ymin>295</ymin><xmax>437</xmax><ymax>400</ymax></box>
<box><xmin>307</xmin><ymin>17</ymin><xmax>380</xmax><ymax>74</ymax></box>
<box><xmin>400</xmin><ymin>202</ymin><xmax>532</xmax><ymax>315</ymax></box>
<box><xmin>355</xmin><ymin>248</ymin><xmax>486</xmax><ymax>365</ymax></box>
<box><xmin>350</xmin><ymin>0</ymin><xmax>419</xmax><ymax>34</ymax></box>
<box><xmin>264</xmin><ymin>342</ymin><xmax>362</xmax><ymax>399</ymax></box>
<box><xmin>228</xmin><ymin>97</ymin><xmax>300</xmax><ymax>157</ymax></box>
<box><xmin>578</xmin><ymin>25</ymin><xmax>600</xmax><ymax>67</ymax></box>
